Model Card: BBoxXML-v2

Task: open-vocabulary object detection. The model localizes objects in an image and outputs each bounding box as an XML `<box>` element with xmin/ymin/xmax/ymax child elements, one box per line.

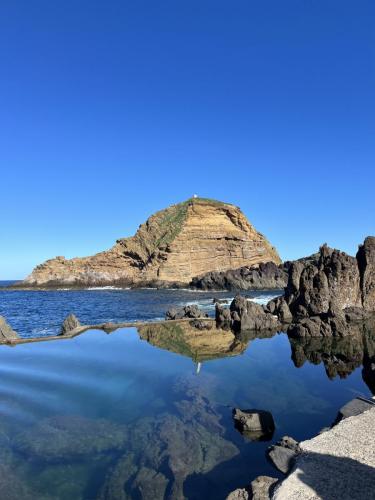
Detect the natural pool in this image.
<box><xmin>0</xmin><ymin>321</ymin><xmax>373</xmax><ymax>499</ymax></box>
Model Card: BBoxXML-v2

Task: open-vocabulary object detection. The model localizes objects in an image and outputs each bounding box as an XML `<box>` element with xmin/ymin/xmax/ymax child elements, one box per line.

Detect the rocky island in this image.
<box><xmin>16</xmin><ymin>198</ymin><xmax>281</xmax><ymax>288</ymax></box>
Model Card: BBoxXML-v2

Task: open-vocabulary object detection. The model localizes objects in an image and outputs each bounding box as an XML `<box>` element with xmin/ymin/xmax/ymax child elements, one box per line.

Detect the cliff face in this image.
<box><xmin>21</xmin><ymin>198</ymin><xmax>281</xmax><ymax>287</ymax></box>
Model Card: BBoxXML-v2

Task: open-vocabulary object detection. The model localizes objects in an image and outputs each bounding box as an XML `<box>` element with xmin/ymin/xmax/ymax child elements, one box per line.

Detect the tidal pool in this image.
<box><xmin>0</xmin><ymin>323</ymin><xmax>373</xmax><ymax>499</ymax></box>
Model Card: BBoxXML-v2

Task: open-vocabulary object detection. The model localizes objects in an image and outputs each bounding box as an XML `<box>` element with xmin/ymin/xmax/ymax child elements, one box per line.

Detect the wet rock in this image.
<box><xmin>233</xmin><ymin>408</ymin><xmax>275</xmax><ymax>441</ymax></box>
<box><xmin>14</xmin><ymin>415</ymin><xmax>127</xmax><ymax>462</ymax></box>
<box><xmin>60</xmin><ymin>314</ymin><xmax>81</xmax><ymax>335</ymax></box>
<box><xmin>191</xmin><ymin>261</ymin><xmax>289</xmax><ymax>291</ymax></box>
<box><xmin>165</xmin><ymin>305</ymin><xmax>209</xmax><ymax>320</ymax></box>
<box><xmin>215</xmin><ymin>304</ymin><xmax>232</xmax><ymax>329</ymax></box>
<box><xmin>213</xmin><ymin>297</ymin><xmax>229</xmax><ymax>304</ymax></box>
<box><xmin>0</xmin><ymin>316</ymin><xmax>18</xmax><ymax>341</ymax></box>
<box><xmin>267</xmin><ymin>436</ymin><xmax>300</xmax><ymax>474</ymax></box>
<box><xmin>250</xmin><ymin>475</ymin><xmax>278</xmax><ymax>499</ymax></box>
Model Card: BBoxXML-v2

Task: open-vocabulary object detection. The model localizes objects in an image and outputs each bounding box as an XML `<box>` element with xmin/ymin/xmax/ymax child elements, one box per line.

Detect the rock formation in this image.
<box><xmin>216</xmin><ymin>295</ymin><xmax>281</xmax><ymax>333</ymax></box>
<box><xmin>17</xmin><ymin>198</ymin><xmax>281</xmax><ymax>288</ymax></box>
<box><xmin>190</xmin><ymin>261</ymin><xmax>289</xmax><ymax>291</ymax></box>
<box><xmin>165</xmin><ymin>304</ymin><xmax>209</xmax><ymax>320</ymax></box>
<box><xmin>215</xmin><ymin>237</ymin><xmax>375</xmax><ymax>338</ymax></box>
<box><xmin>60</xmin><ymin>314</ymin><xmax>81</xmax><ymax>335</ymax></box>
<box><xmin>0</xmin><ymin>316</ymin><xmax>18</xmax><ymax>341</ymax></box>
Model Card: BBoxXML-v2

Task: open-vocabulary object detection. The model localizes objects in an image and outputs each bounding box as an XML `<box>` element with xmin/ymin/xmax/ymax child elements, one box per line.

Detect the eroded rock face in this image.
<box><xmin>190</xmin><ymin>261</ymin><xmax>289</xmax><ymax>291</ymax></box>
<box><xmin>233</xmin><ymin>408</ymin><xmax>275</xmax><ymax>441</ymax></box>
<box><xmin>19</xmin><ymin>198</ymin><xmax>281</xmax><ymax>288</ymax></box>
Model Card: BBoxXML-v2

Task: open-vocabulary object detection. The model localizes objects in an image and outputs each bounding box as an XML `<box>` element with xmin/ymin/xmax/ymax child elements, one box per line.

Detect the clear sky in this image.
<box><xmin>1</xmin><ymin>1</ymin><xmax>374</xmax><ymax>279</ymax></box>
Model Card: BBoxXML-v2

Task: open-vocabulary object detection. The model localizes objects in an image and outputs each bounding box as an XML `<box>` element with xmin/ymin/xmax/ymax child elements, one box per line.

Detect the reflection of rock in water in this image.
<box><xmin>137</xmin><ymin>321</ymin><xmax>248</xmax><ymax>362</ymax></box>
<box><xmin>98</xmin><ymin>376</ymin><xmax>239</xmax><ymax>499</ymax></box>
<box><xmin>289</xmin><ymin>319</ymin><xmax>375</xmax><ymax>392</ymax></box>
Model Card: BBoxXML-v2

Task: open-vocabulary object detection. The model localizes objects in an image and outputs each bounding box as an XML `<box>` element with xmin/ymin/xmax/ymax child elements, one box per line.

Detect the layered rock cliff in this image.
<box><xmin>19</xmin><ymin>198</ymin><xmax>281</xmax><ymax>288</ymax></box>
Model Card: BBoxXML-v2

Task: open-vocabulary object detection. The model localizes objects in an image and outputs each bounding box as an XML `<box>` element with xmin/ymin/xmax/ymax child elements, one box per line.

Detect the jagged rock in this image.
<box><xmin>213</xmin><ymin>298</ymin><xmax>229</xmax><ymax>304</ymax></box>
<box><xmin>229</xmin><ymin>296</ymin><xmax>280</xmax><ymax>332</ymax></box>
<box><xmin>267</xmin><ymin>436</ymin><xmax>301</xmax><ymax>474</ymax></box>
<box><xmin>233</xmin><ymin>408</ymin><xmax>275</xmax><ymax>441</ymax></box>
<box><xmin>165</xmin><ymin>305</ymin><xmax>208</xmax><ymax>320</ymax></box>
<box><xmin>266</xmin><ymin>296</ymin><xmax>292</xmax><ymax>323</ymax></box>
<box><xmin>191</xmin><ymin>261</ymin><xmax>289</xmax><ymax>291</ymax></box>
<box><xmin>357</xmin><ymin>236</ymin><xmax>375</xmax><ymax>311</ymax></box>
<box><xmin>0</xmin><ymin>316</ymin><xmax>18</xmax><ymax>341</ymax></box>
<box><xmin>250</xmin><ymin>475</ymin><xmax>278</xmax><ymax>500</ymax></box>
<box><xmin>18</xmin><ymin>198</ymin><xmax>281</xmax><ymax>288</ymax></box>
<box><xmin>60</xmin><ymin>314</ymin><xmax>81</xmax><ymax>335</ymax></box>
<box><xmin>215</xmin><ymin>304</ymin><xmax>232</xmax><ymax>329</ymax></box>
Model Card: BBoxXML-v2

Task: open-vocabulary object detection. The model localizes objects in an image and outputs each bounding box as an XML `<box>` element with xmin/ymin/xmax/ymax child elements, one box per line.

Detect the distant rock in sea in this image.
<box><xmin>16</xmin><ymin>198</ymin><xmax>281</xmax><ymax>288</ymax></box>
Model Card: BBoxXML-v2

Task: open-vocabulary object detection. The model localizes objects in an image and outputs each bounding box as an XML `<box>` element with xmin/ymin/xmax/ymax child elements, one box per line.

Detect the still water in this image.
<box><xmin>0</xmin><ymin>320</ymin><xmax>372</xmax><ymax>499</ymax></box>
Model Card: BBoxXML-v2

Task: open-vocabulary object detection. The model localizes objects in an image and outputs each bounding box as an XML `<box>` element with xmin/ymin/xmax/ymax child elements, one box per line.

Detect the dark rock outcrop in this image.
<box><xmin>165</xmin><ymin>305</ymin><xmax>209</xmax><ymax>321</ymax></box>
<box><xmin>233</xmin><ymin>408</ymin><xmax>275</xmax><ymax>441</ymax></box>
<box><xmin>216</xmin><ymin>296</ymin><xmax>280</xmax><ymax>333</ymax></box>
<box><xmin>334</xmin><ymin>397</ymin><xmax>375</xmax><ymax>424</ymax></box>
<box><xmin>191</xmin><ymin>261</ymin><xmax>289</xmax><ymax>291</ymax></box>
<box><xmin>268</xmin><ymin>238</ymin><xmax>375</xmax><ymax>338</ymax></box>
<box><xmin>267</xmin><ymin>436</ymin><xmax>301</xmax><ymax>474</ymax></box>
<box><xmin>60</xmin><ymin>314</ymin><xmax>81</xmax><ymax>335</ymax></box>
<box><xmin>0</xmin><ymin>316</ymin><xmax>18</xmax><ymax>341</ymax></box>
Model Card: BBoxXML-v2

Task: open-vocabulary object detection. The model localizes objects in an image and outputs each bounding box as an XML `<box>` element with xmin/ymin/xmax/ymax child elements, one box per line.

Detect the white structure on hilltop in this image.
<box><xmin>193</xmin><ymin>194</ymin><xmax>198</xmax><ymax>199</ymax></box>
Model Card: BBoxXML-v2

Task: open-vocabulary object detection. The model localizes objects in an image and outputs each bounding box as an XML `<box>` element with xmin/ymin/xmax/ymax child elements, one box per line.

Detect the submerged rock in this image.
<box><xmin>335</xmin><ymin>397</ymin><xmax>375</xmax><ymax>424</ymax></box>
<box><xmin>14</xmin><ymin>415</ymin><xmax>128</xmax><ymax>462</ymax></box>
<box><xmin>233</xmin><ymin>408</ymin><xmax>275</xmax><ymax>441</ymax></box>
<box><xmin>60</xmin><ymin>314</ymin><xmax>81</xmax><ymax>335</ymax></box>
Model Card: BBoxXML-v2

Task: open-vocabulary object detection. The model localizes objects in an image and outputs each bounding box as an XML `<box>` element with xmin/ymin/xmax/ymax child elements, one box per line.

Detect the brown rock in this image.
<box><xmin>357</xmin><ymin>236</ymin><xmax>375</xmax><ymax>311</ymax></box>
<box><xmin>60</xmin><ymin>314</ymin><xmax>81</xmax><ymax>335</ymax></box>
<box><xmin>18</xmin><ymin>198</ymin><xmax>281</xmax><ymax>288</ymax></box>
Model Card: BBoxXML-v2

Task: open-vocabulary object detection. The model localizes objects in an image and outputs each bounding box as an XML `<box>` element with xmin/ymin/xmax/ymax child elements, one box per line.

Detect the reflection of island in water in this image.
<box><xmin>138</xmin><ymin>320</ymin><xmax>375</xmax><ymax>393</ymax></box>
<box><xmin>289</xmin><ymin>320</ymin><xmax>375</xmax><ymax>393</ymax></box>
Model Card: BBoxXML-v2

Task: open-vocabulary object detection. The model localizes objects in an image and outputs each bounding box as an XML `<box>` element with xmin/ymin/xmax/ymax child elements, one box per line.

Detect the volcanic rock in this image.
<box><xmin>165</xmin><ymin>305</ymin><xmax>208</xmax><ymax>320</ymax></box>
<box><xmin>18</xmin><ymin>198</ymin><xmax>281</xmax><ymax>288</ymax></box>
<box><xmin>191</xmin><ymin>261</ymin><xmax>289</xmax><ymax>291</ymax></box>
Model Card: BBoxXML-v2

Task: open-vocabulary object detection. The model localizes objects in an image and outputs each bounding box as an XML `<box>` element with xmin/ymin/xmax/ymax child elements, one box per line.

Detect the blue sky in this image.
<box><xmin>1</xmin><ymin>1</ymin><xmax>374</xmax><ymax>279</ymax></box>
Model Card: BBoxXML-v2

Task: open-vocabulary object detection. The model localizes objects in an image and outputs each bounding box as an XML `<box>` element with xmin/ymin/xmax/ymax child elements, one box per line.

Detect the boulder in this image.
<box><xmin>215</xmin><ymin>304</ymin><xmax>232</xmax><ymax>329</ymax></box>
<box><xmin>230</xmin><ymin>296</ymin><xmax>280</xmax><ymax>332</ymax></box>
<box><xmin>60</xmin><ymin>314</ymin><xmax>81</xmax><ymax>335</ymax></box>
<box><xmin>226</xmin><ymin>488</ymin><xmax>250</xmax><ymax>500</ymax></box>
<box><xmin>0</xmin><ymin>316</ymin><xmax>18</xmax><ymax>341</ymax></box>
<box><xmin>250</xmin><ymin>476</ymin><xmax>278</xmax><ymax>500</ymax></box>
<box><xmin>233</xmin><ymin>408</ymin><xmax>275</xmax><ymax>441</ymax></box>
<box><xmin>267</xmin><ymin>436</ymin><xmax>301</xmax><ymax>474</ymax></box>
<box><xmin>165</xmin><ymin>305</ymin><xmax>209</xmax><ymax>321</ymax></box>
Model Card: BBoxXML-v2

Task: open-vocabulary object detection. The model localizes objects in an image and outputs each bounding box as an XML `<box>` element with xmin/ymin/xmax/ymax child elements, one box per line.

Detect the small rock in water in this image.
<box><xmin>0</xmin><ymin>316</ymin><xmax>18</xmax><ymax>341</ymax></box>
<box><xmin>226</xmin><ymin>487</ymin><xmax>250</xmax><ymax>500</ymax></box>
<box><xmin>233</xmin><ymin>408</ymin><xmax>275</xmax><ymax>441</ymax></box>
<box><xmin>60</xmin><ymin>314</ymin><xmax>81</xmax><ymax>335</ymax></box>
<box><xmin>267</xmin><ymin>435</ymin><xmax>300</xmax><ymax>474</ymax></box>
